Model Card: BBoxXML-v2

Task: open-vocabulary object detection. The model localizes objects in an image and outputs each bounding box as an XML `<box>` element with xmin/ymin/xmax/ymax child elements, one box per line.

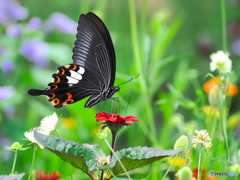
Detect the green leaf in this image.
<box><xmin>34</xmin><ymin>131</ymin><xmax>100</xmax><ymax>174</ymax></box>
<box><xmin>109</xmin><ymin>147</ymin><xmax>181</xmax><ymax>176</ymax></box>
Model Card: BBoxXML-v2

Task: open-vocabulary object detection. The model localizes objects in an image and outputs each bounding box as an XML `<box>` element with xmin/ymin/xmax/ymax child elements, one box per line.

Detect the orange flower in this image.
<box><xmin>203</xmin><ymin>76</ymin><xmax>238</xmax><ymax>96</ymax></box>
<box><xmin>205</xmin><ymin>176</ymin><xmax>218</xmax><ymax>180</ymax></box>
<box><xmin>36</xmin><ymin>170</ymin><xmax>61</xmax><ymax>180</ymax></box>
<box><xmin>192</xmin><ymin>168</ymin><xmax>207</xmax><ymax>179</ymax></box>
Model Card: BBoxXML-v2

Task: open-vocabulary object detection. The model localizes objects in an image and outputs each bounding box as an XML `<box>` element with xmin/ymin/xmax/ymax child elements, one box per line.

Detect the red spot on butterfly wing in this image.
<box><xmin>46</xmin><ymin>93</ymin><xmax>56</xmax><ymax>99</ymax></box>
<box><xmin>51</xmin><ymin>99</ymin><xmax>60</xmax><ymax>106</ymax></box>
<box><xmin>53</xmin><ymin>76</ymin><xmax>61</xmax><ymax>83</ymax></box>
<box><xmin>50</xmin><ymin>85</ymin><xmax>58</xmax><ymax>90</ymax></box>
<box><xmin>65</xmin><ymin>64</ymin><xmax>78</xmax><ymax>71</ymax></box>
<box><xmin>58</xmin><ymin>68</ymin><xmax>66</xmax><ymax>75</ymax></box>
<box><xmin>62</xmin><ymin>93</ymin><xmax>75</xmax><ymax>106</ymax></box>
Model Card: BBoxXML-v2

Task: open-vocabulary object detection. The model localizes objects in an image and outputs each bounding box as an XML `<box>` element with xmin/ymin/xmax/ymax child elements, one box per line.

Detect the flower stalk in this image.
<box><xmin>197</xmin><ymin>148</ymin><xmax>202</xmax><ymax>180</ymax></box>
<box><xmin>110</xmin><ymin>130</ymin><xmax>118</xmax><ymax>158</ymax></box>
<box><xmin>208</xmin><ymin>50</ymin><xmax>232</xmax><ymax>165</ymax></box>
<box><xmin>192</xmin><ymin>130</ymin><xmax>212</xmax><ymax>179</ymax></box>
<box><xmin>162</xmin><ymin>135</ymin><xmax>188</xmax><ymax>180</ymax></box>
<box><xmin>100</xmin><ymin>170</ymin><xmax>104</xmax><ymax>180</ymax></box>
<box><xmin>219</xmin><ymin>0</ymin><xmax>230</xmax><ymax>164</ymax></box>
<box><xmin>103</xmin><ymin>138</ymin><xmax>132</xmax><ymax>180</ymax></box>
<box><xmin>10</xmin><ymin>150</ymin><xmax>18</xmax><ymax>175</ymax></box>
<box><xmin>161</xmin><ymin>156</ymin><xmax>177</xmax><ymax>180</ymax></box>
<box><xmin>28</xmin><ymin>144</ymin><xmax>37</xmax><ymax>180</ymax></box>
<box><xmin>95</xmin><ymin>112</ymin><xmax>138</xmax><ymax>180</ymax></box>
<box><xmin>219</xmin><ymin>94</ymin><xmax>230</xmax><ymax>164</ymax></box>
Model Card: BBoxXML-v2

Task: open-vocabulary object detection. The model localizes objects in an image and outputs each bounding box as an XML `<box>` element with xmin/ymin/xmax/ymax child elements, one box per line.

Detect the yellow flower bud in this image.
<box><xmin>11</xmin><ymin>142</ymin><xmax>22</xmax><ymax>150</ymax></box>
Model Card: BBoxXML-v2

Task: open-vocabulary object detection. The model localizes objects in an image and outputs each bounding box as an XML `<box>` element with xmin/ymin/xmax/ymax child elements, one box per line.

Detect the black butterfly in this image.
<box><xmin>28</xmin><ymin>12</ymin><xmax>119</xmax><ymax>108</ymax></box>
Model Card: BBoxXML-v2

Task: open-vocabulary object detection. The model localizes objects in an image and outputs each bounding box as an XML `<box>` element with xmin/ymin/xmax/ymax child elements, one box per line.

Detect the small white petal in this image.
<box><xmin>209</xmin><ymin>50</ymin><xmax>232</xmax><ymax>73</ymax></box>
<box><xmin>24</xmin><ymin>128</ymin><xmax>45</xmax><ymax>149</ymax></box>
<box><xmin>40</xmin><ymin>112</ymin><xmax>59</xmax><ymax>132</ymax></box>
<box><xmin>210</xmin><ymin>62</ymin><xmax>216</xmax><ymax>71</ymax></box>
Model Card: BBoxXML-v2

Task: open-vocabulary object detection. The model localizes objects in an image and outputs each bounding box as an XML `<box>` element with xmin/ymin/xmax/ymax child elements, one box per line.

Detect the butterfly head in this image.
<box><xmin>106</xmin><ymin>86</ymin><xmax>119</xmax><ymax>99</ymax></box>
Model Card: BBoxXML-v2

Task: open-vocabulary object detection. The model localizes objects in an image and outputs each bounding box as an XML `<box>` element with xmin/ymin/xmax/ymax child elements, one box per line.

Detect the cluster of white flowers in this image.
<box><xmin>210</xmin><ymin>50</ymin><xmax>232</xmax><ymax>73</ymax></box>
<box><xmin>24</xmin><ymin>112</ymin><xmax>59</xmax><ymax>149</ymax></box>
<box><xmin>192</xmin><ymin>130</ymin><xmax>212</xmax><ymax>149</ymax></box>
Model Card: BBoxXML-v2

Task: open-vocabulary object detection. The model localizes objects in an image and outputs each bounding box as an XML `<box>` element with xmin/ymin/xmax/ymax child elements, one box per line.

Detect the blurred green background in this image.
<box><xmin>1</xmin><ymin>0</ymin><xmax>240</xmax><ymax>179</ymax></box>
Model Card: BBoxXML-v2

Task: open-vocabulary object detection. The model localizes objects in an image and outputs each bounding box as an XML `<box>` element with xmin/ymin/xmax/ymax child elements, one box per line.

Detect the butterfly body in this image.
<box><xmin>28</xmin><ymin>12</ymin><xmax>118</xmax><ymax>108</ymax></box>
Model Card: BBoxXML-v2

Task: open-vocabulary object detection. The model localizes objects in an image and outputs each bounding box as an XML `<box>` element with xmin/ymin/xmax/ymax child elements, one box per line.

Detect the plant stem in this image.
<box><xmin>221</xmin><ymin>0</ymin><xmax>227</xmax><ymax>52</ymax></box>
<box><xmin>110</xmin><ymin>130</ymin><xmax>118</xmax><ymax>158</ymax></box>
<box><xmin>220</xmin><ymin>101</ymin><xmax>230</xmax><ymax>164</ymax></box>
<box><xmin>209</xmin><ymin>109</ymin><xmax>218</xmax><ymax>140</ymax></box>
<box><xmin>28</xmin><ymin>144</ymin><xmax>37</xmax><ymax>180</ymax></box>
<box><xmin>161</xmin><ymin>156</ymin><xmax>177</xmax><ymax>180</ymax></box>
<box><xmin>198</xmin><ymin>148</ymin><xmax>202</xmax><ymax>180</ymax></box>
<box><xmin>68</xmin><ymin>164</ymin><xmax>73</xmax><ymax>180</ymax></box>
<box><xmin>219</xmin><ymin>74</ymin><xmax>230</xmax><ymax>165</ymax></box>
<box><xmin>104</xmin><ymin>138</ymin><xmax>132</xmax><ymax>180</ymax></box>
<box><xmin>220</xmin><ymin>0</ymin><xmax>230</xmax><ymax>163</ymax></box>
<box><xmin>100</xmin><ymin>170</ymin><xmax>104</xmax><ymax>180</ymax></box>
<box><xmin>10</xmin><ymin>150</ymin><xmax>18</xmax><ymax>175</ymax></box>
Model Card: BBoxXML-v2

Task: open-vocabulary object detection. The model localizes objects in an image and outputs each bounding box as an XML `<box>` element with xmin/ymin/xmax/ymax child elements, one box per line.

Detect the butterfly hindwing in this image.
<box><xmin>28</xmin><ymin>65</ymin><xmax>94</xmax><ymax>108</ymax></box>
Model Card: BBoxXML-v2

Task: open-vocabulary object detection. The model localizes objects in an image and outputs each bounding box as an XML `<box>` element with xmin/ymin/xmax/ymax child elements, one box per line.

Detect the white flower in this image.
<box><xmin>39</xmin><ymin>112</ymin><xmax>58</xmax><ymax>133</ymax></box>
<box><xmin>210</xmin><ymin>50</ymin><xmax>232</xmax><ymax>73</ymax></box>
<box><xmin>192</xmin><ymin>130</ymin><xmax>212</xmax><ymax>149</ymax></box>
<box><xmin>24</xmin><ymin>112</ymin><xmax>59</xmax><ymax>149</ymax></box>
<box><xmin>24</xmin><ymin>127</ymin><xmax>46</xmax><ymax>149</ymax></box>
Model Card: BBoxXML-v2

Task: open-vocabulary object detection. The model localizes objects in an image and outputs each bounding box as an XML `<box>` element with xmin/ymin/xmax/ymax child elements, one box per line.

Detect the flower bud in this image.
<box><xmin>208</xmin><ymin>85</ymin><xmax>223</xmax><ymax>109</ymax></box>
<box><xmin>174</xmin><ymin>135</ymin><xmax>188</xmax><ymax>152</ymax></box>
<box><xmin>11</xmin><ymin>142</ymin><xmax>22</xmax><ymax>150</ymax></box>
<box><xmin>96</xmin><ymin>154</ymin><xmax>111</xmax><ymax>170</ymax></box>
<box><xmin>176</xmin><ymin>166</ymin><xmax>192</xmax><ymax>180</ymax></box>
<box><xmin>96</xmin><ymin>125</ymin><xmax>110</xmax><ymax>139</ymax></box>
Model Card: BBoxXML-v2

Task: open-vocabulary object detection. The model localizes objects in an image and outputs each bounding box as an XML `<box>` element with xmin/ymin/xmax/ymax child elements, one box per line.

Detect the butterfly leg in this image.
<box><xmin>109</xmin><ymin>97</ymin><xmax>120</xmax><ymax>114</ymax></box>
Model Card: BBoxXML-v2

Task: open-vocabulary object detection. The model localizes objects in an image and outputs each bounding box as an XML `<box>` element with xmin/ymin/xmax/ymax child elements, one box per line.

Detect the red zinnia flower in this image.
<box><xmin>36</xmin><ymin>170</ymin><xmax>61</xmax><ymax>180</ymax></box>
<box><xmin>96</xmin><ymin>112</ymin><xmax>138</xmax><ymax>125</ymax></box>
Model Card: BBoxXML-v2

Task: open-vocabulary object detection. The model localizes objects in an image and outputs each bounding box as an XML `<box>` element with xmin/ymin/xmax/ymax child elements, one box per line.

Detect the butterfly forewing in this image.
<box><xmin>83</xmin><ymin>13</ymin><xmax>116</xmax><ymax>84</ymax></box>
<box><xmin>73</xmin><ymin>13</ymin><xmax>115</xmax><ymax>83</ymax></box>
<box><xmin>28</xmin><ymin>12</ymin><xmax>118</xmax><ymax>108</ymax></box>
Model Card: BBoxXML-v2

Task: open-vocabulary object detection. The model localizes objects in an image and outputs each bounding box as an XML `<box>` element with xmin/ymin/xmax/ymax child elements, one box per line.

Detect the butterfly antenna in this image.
<box><xmin>117</xmin><ymin>73</ymin><xmax>140</xmax><ymax>87</ymax></box>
